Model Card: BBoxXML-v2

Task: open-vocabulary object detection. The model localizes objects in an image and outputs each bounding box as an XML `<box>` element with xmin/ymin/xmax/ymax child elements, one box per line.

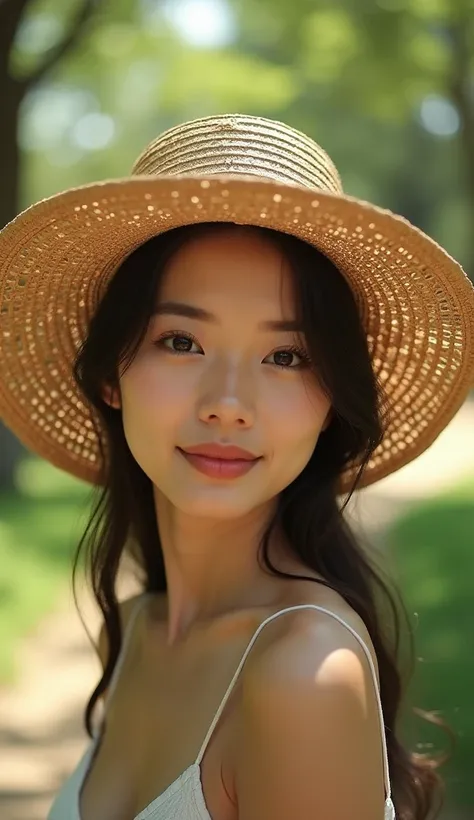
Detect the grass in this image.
<box><xmin>387</xmin><ymin>471</ymin><xmax>474</xmax><ymax>813</ymax></box>
<box><xmin>0</xmin><ymin>456</ymin><xmax>92</xmax><ymax>685</ymax></box>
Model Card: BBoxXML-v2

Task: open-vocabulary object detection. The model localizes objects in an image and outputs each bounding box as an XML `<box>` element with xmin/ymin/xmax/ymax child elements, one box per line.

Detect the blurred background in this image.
<box><xmin>0</xmin><ymin>0</ymin><xmax>473</xmax><ymax>818</ymax></box>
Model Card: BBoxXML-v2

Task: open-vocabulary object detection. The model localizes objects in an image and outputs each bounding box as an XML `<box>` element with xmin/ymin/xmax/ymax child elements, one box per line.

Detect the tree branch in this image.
<box><xmin>24</xmin><ymin>0</ymin><xmax>99</xmax><ymax>90</ymax></box>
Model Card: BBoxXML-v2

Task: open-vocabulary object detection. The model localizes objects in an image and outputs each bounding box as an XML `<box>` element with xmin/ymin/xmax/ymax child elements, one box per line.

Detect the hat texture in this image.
<box><xmin>0</xmin><ymin>113</ymin><xmax>473</xmax><ymax>494</ymax></box>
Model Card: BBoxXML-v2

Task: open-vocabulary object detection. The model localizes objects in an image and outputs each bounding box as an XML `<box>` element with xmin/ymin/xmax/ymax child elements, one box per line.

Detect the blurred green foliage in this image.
<box><xmin>7</xmin><ymin>0</ymin><xmax>474</xmax><ymax>272</ymax></box>
<box><xmin>0</xmin><ymin>459</ymin><xmax>91</xmax><ymax>683</ymax></box>
<box><xmin>390</xmin><ymin>473</ymin><xmax>474</xmax><ymax>812</ymax></box>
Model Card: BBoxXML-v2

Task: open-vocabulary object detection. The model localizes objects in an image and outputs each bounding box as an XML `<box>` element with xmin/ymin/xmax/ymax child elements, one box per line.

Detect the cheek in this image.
<box><xmin>118</xmin><ymin>360</ymin><xmax>192</xmax><ymax>461</ymax></box>
<box><xmin>268</xmin><ymin>379</ymin><xmax>325</xmax><ymax>437</ymax></box>
<box><xmin>265</xmin><ymin>382</ymin><xmax>327</xmax><ymax>473</ymax></box>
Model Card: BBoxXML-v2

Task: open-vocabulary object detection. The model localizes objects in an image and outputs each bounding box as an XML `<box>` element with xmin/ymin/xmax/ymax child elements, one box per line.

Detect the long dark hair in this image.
<box><xmin>72</xmin><ymin>221</ymin><xmax>452</xmax><ymax>820</ymax></box>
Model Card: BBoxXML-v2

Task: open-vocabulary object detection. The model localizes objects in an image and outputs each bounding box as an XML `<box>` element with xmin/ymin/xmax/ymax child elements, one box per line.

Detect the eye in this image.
<box><xmin>265</xmin><ymin>346</ymin><xmax>311</xmax><ymax>370</ymax></box>
<box><xmin>154</xmin><ymin>331</ymin><xmax>203</xmax><ymax>355</ymax></box>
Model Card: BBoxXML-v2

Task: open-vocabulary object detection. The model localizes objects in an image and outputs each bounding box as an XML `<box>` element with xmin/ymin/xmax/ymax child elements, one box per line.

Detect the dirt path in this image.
<box><xmin>0</xmin><ymin>398</ymin><xmax>472</xmax><ymax>820</ymax></box>
<box><xmin>0</xmin><ymin>564</ymin><xmax>143</xmax><ymax>820</ymax></box>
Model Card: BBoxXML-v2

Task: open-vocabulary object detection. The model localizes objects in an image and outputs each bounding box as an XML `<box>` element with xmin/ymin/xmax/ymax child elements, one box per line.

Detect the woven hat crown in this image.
<box><xmin>131</xmin><ymin>114</ymin><xmax>343</xmax><ymax>195</ymax></box>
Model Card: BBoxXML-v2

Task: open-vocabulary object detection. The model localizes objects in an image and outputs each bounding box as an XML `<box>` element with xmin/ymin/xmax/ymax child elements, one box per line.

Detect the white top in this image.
<box><xmin>47</xmin><ymin>593</ymin><xmax>396</xmax><ymax>820</ymax></box>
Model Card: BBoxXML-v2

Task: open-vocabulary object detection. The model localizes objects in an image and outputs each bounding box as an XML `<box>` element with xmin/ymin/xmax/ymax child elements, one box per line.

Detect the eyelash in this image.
<box><xmin>272</xmin><ymin>347</ymin><xmax>311</xmax><ymax>371</ymax></box>
<box><xmin>153</xmin><ymin>330</ymin><xmax>312</xmax><ymax>370</ymax></box>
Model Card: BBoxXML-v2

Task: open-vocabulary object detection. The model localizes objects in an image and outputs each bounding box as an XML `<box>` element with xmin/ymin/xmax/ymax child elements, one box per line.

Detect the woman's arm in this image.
<box><xmin>233</xmin><ymin>616</ymin><xmax>387</xmax><ymax>820</ymax></box>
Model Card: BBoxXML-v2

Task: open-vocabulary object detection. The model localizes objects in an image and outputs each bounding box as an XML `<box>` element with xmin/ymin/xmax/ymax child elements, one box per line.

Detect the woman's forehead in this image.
<box><xmin>159</xmin><ymin>228</ymin><xmax>296</xmax><ymax>308</ymax></box>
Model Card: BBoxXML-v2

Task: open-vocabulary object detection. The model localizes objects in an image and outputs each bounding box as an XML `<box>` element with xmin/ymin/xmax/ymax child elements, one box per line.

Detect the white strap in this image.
<box><xmin>94</xmin><ymin>598</ymin><xmax>393</xmax><ymax>804</ymax></box>
<box><xmin>195</xmin><ymin>604</ymin><xmax>392</xmax><ymax>803</ymax></box>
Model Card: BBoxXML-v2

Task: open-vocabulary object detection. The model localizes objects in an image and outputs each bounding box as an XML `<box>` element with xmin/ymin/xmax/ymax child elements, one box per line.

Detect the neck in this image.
<box><xmin>153</xmin><ymin>488</ymin><xmax>295</xmax><ymax>645</ymax></box>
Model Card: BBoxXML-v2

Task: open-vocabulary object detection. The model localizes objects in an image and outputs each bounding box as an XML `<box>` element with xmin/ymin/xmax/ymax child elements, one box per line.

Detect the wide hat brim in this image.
<box><xmin>0</xmin><ymin>172</ymin><xmax>473</xmax><ymax>495</ymax></box>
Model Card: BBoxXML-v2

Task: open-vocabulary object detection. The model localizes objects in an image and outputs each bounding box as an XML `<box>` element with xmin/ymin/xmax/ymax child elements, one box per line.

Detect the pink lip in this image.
<box><xmin>180</xmin><ymin>443</ymin><xmax>259</xmax><ymax>460</ymax></box>
<box><xmin>177</xmin><ymin>448</ymin><xmax>261</xmax><ymax>479</ymax></box>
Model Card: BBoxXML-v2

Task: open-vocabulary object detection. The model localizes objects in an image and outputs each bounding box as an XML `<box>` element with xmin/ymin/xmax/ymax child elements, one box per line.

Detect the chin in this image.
<box><xmin>170</xmin><ymin>490</ymin><xmax>264</xmax><ymax>520</ymax></box>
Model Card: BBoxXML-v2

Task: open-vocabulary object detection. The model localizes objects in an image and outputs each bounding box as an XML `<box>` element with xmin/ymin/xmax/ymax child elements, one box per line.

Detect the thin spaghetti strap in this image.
<box><xmin>194</xmin><ymin>604</ymin><xmax>393</xmax><ymax>807</ymax></box>
<box><xmin>93</xmin><ymin>592</ymin><xmax>152</xmax><ymax>737</ymax></box>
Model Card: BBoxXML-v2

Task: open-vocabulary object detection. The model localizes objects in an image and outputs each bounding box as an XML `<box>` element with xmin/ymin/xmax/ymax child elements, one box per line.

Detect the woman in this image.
<box><xmin>0</xmin><ymin>114</ymin><xmax>473</xmax><ymax>820</ymax></box>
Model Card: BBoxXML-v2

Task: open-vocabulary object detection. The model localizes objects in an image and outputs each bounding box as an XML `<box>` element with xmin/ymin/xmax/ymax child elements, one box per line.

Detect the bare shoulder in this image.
<box><xmin>232</xmin><ymin>589</ymin><xmax>388</xmax><ymax>819</ymax></box>
<box><xmin>244</xmin><ymin>585</ymin><xmax>380</xmax><ymax>691</ymax></box>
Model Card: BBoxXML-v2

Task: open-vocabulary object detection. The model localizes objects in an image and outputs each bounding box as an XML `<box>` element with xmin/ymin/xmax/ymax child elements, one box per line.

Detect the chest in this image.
<box><xmin>79</xmin><ymin>618</ymin><xmax>255</xmax><ymax>820</ymax></box>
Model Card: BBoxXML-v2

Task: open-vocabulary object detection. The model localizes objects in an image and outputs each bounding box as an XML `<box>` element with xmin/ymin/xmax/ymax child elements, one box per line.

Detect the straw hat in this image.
<box><xmin>0</xmin><ymin>113</ymin><xmax>473</xmax><ymax>494</ymax></box>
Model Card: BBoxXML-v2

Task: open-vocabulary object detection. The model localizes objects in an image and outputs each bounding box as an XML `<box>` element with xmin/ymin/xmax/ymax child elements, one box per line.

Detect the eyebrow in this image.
<box><xmin>152</xmin><ymin>301</ymin><xmax>302</xmax><ymax>332</ymax></box>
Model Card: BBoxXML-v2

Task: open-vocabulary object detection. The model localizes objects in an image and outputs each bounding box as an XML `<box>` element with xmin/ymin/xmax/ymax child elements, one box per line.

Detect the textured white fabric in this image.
<box><xmin>47</xmin><ymin>597</ymin><xmax>396</xmax><ymax>819</ymax></box>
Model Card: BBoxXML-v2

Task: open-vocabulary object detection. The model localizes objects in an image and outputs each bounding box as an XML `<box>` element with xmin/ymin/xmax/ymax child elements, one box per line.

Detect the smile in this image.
<box><xmin>177</xmin><ymin>448</ymin><xmax>261</xmax><ymax>479</ymax></box>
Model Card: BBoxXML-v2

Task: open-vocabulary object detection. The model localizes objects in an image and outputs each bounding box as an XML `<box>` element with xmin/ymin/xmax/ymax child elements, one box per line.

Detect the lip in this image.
<box><xmin>179</xmin><ymin>443</ymin><xmax>259</xmax><ymax>460</ymax></box>
<box><xmin>177</xmin><ymin>444</ymin><xmax>262</xmax><ymax>480</ymax></box>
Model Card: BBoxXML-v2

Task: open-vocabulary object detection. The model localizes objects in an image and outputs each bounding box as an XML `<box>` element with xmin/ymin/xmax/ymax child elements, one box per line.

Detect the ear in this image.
<box><xmin>101</xmin><ymin>382</ymin><xmax>121</xmax><ymax>410</ymax></box>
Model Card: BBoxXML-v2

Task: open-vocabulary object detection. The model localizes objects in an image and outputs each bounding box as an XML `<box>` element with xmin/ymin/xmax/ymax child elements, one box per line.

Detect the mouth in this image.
<box><xmin>177</xmin><ymin>448</ymin><xmax>262</xmax><ymax>479</ymax></box>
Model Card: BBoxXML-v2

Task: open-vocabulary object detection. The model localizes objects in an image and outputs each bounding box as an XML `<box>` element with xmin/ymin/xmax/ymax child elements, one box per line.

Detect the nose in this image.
<box><xmin>197</xmin><ymin>357</ymin><xmax>256</xmax><ymax>429</ymax></box>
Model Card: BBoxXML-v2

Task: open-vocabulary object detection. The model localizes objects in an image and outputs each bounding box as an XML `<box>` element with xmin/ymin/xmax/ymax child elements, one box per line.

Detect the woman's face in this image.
<box><xmin>113</xmin><ymin>228</ymin><xmax>332</xmax><ymax>519</ymax></box>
